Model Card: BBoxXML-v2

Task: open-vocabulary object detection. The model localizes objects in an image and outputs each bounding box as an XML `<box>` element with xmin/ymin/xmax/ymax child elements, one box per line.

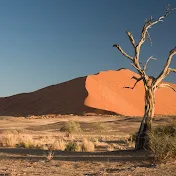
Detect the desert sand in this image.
<box><xmin>0</xmin><ymin>68</ymin><xmax>175</xmax><ymax>117</ymax></box>
<box><xmin>85</xmin><ymin>69</ymin><xmax>176</xmax><ymax>116</ymax></box>
<box><xmin>0</xmin><ymin>115</ymin><xmax>176</xmax><ymax>175</ymax></box>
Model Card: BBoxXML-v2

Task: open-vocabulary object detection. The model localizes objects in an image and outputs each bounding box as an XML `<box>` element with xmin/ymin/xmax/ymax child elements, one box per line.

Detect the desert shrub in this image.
<box><xmin>81</xmin><ymin>138</ymin><xmax>95</xmax><ymax>152</ymax></box>
<box><xmin>0</xmin><ymin>134</ymin><xmax>67</xmax><ymax>150</ymax></box>
<box><xmin>65</xmin><ymin>142</ymin><xmax>80</xmax><ymax>152</ymax></box>
<box><xmin>0</xmin><ymin>134</ymin><xmax>19</xmax><ymax>147</ymax></box>
<box><xmin>152</xmin><ymin>122</ymin><xmax>176</xmax><ymax>137</ymax></box>
<box><xmin>51</xmin><ymin>140</ymin><xmax>66</xmax><ymax>151</ymax></box>
<box><xmin>17</xmin><ymin>135</ymin><xmax>40</xmax><ymax>148</ymax></box>
<box><xmin>60</xmin><ymin>121</ymin><xmax>82</xmax><ymax>134</ymax></box>
<box><xmin>148</xmin><ymin>123</ymin><xmax>176</xmax><ymax>162</ymax></box>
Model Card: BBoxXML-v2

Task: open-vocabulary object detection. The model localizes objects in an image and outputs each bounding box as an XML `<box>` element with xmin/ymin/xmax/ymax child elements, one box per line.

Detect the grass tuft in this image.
<box><xmin>60</xmin><ymin>121</ymin><xmax>82</xmax><ymax>134</ymax></box>
<box><xmin>81</xmin><ymin>138</ymin><xmax>95</xmax><ymax>152</ymax></box>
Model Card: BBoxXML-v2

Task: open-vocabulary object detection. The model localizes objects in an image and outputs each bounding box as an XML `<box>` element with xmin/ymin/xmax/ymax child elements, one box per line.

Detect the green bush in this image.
<box><xmin>60</xmin><ymin>121</ymin><xmax>82</xmax><ymax>134</ymax></box>
<box><xmin>65</xmin><ymin>142</ymin><xmax>80</xmax><ymax>152</ymax></box>
<box><xmin>148</xmin><ymin>122</ymin><xmax>176</xmax><ymax>162</ymax></box>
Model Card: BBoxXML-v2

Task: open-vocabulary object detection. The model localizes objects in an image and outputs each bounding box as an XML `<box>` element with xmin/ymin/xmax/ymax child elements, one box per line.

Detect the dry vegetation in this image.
<box><xmin>0</xmin><ymin>115</ymin><xmax>176</xmax><ymax>175</ymax></box>
<box><xmin>148</xmin><ymin>121</ymin><xmax>176</xmax><ymax>162</ymax></box>
<box><xmin>0</xmin><ymin>129</ymin><xmax>132</xmax><ymax>152</ymax></box>
<box><xmin>0</xmin><ymin>116</ymin><xmax>137</xmax><ymax>152</ymax></box>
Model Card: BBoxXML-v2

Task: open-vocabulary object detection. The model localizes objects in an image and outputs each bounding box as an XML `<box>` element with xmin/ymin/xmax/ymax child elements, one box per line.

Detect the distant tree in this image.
<box><xmin>113</xmin><ymin>5</ymin><xmax>176</xmax><ymax>149</ymax></box>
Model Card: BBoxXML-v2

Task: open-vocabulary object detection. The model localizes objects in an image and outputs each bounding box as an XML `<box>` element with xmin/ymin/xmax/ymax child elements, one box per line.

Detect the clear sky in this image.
<box><xmin>0</xmin><ymin>0</ymin><xmax>176</xmax><ymax>97</ymax></box>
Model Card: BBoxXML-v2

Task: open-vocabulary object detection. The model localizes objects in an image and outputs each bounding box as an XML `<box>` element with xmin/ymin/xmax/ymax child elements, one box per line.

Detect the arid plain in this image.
<box><xmin>0</xmin><ymin>69</ymin><xmax>176</xmax><ymax>175</ymax></box>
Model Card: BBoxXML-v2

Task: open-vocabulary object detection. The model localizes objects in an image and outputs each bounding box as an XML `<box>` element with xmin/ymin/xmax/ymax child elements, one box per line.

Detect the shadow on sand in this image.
<box><xmin>0</xmin><ymin>148</ymin><xmax>153</xmax><ymax>162</ymax></box>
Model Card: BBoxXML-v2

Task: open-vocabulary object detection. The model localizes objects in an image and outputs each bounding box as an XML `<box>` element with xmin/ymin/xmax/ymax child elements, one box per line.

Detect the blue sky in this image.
<box><xmin>0</xmin><ymin>0</ymin><xmax>176</xmax><ymax>96</ymax></box>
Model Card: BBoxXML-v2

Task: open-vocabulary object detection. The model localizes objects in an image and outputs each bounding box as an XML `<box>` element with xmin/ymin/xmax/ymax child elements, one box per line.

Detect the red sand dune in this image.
<box><xmin>0</xmin><ymin>68</ymin><xmax>175</xmax><ymax>117</ymax></box>
<box><xmin>85</xmin><ymin>69</ymin><xmax>176</xmax><ymax>116</ymax></box>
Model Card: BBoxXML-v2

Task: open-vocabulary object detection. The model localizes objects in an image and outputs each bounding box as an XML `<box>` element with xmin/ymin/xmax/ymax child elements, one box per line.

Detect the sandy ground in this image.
<box><xmin>0</xmin><ymin>152</ymin><xmax>176</xmax><ymax>176</ymax></box>
<box><xmin>85</xmin><ymin>69</ymin><xmax>176</xmax><ymax>116</ymax></box>
<box><xmin>0</xmin><ymin>115</ymin><xmax>176</xmax><ymax>176</ymax></box>
<box><xmin>0</xmin><ymin>115</ymin><xmax>173</xmax><ymax>135</ymax></box>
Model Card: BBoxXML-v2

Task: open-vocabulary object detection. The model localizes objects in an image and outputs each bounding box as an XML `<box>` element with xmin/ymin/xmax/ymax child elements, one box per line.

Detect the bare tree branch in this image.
<box><xmin>131</xmin><ymin>76</ymin><xmax>140</xmax><ymax>81</ymax></box>
<box><xmin>169</xmin><ymin>68</ymin><xmax>176</xmax><ymax>73</ymax></box>
<box><xmin>154</xmin><ymin>47</ymin><xmax>176</xmax><ymax>87</ymax></box>
<box><xmin>124</xmin><ymin>76</ymin><xmax>143</xmax><ymax>89</ymax></box>
<box><xmin>126</xmin><ymin>31</ymin><xmax>136</xmax><ymax>48</ymax></box>
<box><xmin>113</xmin><ymin>44</ymin><xmax>134</xmax><ymax>61</ymax></box>
<box><xmin>143</xmin><ymin>56</ymin><xmax>157</xmax><ymax>71</ymax></box>
<box><xmin>131</xmin><ymin>63</ymin><xmax>141</xmax><ymax>71</ymax></box>
<box><xmin>146</xmin><ymin>30</ymin><xmax>152</xmax><ymax>46</ymax></box>
<box><xmin>166</xmin><ymin>4</ymin><xmax>176</xmax><ymax>15</ymax></box>
<box><xmin>113</xmin><ymin>5</ymin><xmax>176</xmax><ymax>78</ymax></box>
<box><xmin>135</xmin><ymin>5</ymin><xmax>176</xmax><ymax>63</ymax></box>
<box><xmin>158</xmin><ymin>83</ymin><xmax>176</xmax><ymax>92</ymax></box>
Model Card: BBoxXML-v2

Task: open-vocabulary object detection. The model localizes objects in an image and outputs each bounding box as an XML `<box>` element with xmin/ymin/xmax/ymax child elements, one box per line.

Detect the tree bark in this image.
<box><xmin>135</xmin><ymin>88</ymin><xmax>155</xmax><ymax>150</ymax></box>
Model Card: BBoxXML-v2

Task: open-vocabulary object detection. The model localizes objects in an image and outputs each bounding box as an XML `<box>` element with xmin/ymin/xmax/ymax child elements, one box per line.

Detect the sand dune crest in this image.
<box><xmin>0</xmin><ymin>69</ymin><xmax>175</xmax><ymax>117</ymax></box>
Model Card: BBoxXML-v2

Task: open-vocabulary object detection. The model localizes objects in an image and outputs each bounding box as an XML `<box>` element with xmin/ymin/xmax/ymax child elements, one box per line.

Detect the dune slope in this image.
<box><xmin>0</xmin><ymin>68</ymin><xmax>175</xmax><ymax>117</ymax></box>
<box><xmin>85</xmin><ymin>69</ymin><xmax>176</xmax><ymax>116</ymax></box>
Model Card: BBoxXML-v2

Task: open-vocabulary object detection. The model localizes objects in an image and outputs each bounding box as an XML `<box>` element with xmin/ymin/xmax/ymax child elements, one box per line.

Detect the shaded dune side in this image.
<box><xmin>0</xmin><ymin>77</ymin><xmax>115</xmax><ymax>117</ymax></box>
<box><xmin>85</xmin><ymin>69</ymin><xmax>176</xmax><ymax>116</ymax></box>
<box><xmin>0</xmin><ymin>69</ymin><xmax>175</xmax><ymax>117</ymax></box>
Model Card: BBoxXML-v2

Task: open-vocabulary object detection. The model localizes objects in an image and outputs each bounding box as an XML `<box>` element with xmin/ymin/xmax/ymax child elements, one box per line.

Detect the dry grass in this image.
<box><xmin>65</xmin><ymin>142</ymin><xmax>81</xmax><ymax>152</ymax></box>
<box><xmin>94</xmin><ymin>140</ymin><xmax>109</xmax><ymax>148</ymax></box>
<box><xmin>60</xmin><ymin>120</ymin><xmax>82</xmax><ymax>134</ymax></box>
<box><xmin>1</xmin><ymin>115</ymin><xmax>176</xmax><ymax>175</ymax></box>
<box><xmin>81</xmin><ymin>138</ymin><xmax>95</xmax><ymax>152</ymax></box>
<box><xmin>148</xmin><ymin>122</ymin><xmax>176</xmax><ymax>162</ymax></box>
<box><xmin>0</xmin><ymin>134</ymin><xmax>41</xmax><ymax>148</ymax></box>
<box><xmin>51</xmin><ymin>140</ymin><xmax>66</xmax><ymax>150</ymax></box>
<box><xmin>17</xmin><ymin>135</ymin><xmax>40</xmax><ymax>148</ymax></box>
<box><xmin>0</xmin><ymin>134</ymin><xmax>19</xmax><ymax>147</ymax></box>
<box><xmin>0</xmin><ymin>133</ymin><xmax>133</xmax><ymax>152</ymax></box>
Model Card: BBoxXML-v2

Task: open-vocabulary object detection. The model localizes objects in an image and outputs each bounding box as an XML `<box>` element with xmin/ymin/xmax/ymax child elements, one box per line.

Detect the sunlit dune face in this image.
<box><xmin>85</xmin><ymin>69</ymin><xmax>176</xmax><ymax>116</ymax></box>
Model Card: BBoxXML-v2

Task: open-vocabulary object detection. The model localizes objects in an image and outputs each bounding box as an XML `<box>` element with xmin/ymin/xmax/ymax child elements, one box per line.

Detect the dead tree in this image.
<box><xmin>113</xmin><ymin>5</ymin><xmax>176</xmax><ymax>150</ymax></box>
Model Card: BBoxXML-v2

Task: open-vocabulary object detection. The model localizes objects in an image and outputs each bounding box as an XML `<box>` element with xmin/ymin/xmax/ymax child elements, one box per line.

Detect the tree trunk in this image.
<box><xmin>135</xmin><ymin>88</ymin><xmax>155</xmax><ymax>150</ymax></box>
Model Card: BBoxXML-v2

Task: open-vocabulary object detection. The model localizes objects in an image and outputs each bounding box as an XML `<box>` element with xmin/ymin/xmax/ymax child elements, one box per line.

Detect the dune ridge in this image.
<box><xmin>0</xmin><ymin>68</ymin><xmax>175</xmax><ymax>117</ymax></box>
<box><xmin>85</xmin><ymin>69</ymin><xmax>176</xmax><ymax>116</ymax></box>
